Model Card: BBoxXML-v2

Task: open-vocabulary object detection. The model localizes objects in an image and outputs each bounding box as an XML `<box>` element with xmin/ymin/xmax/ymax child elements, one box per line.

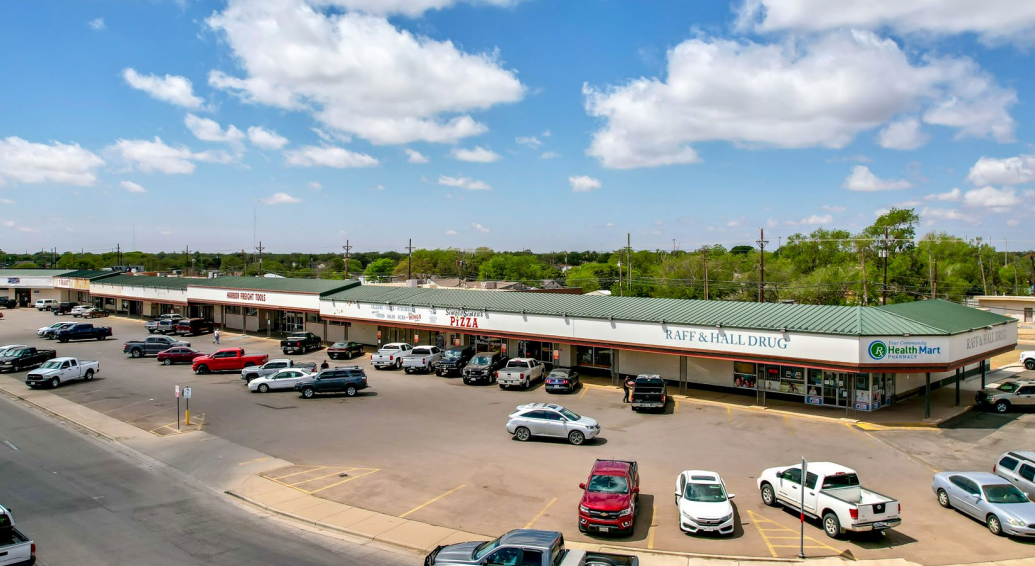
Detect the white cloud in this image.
<box><xmin>261</xmin><ymin>192</ymin><xmax>302</xmax><ymax>205</ymax></box>
<box><xmin>605</xmin><ymin>222</ymin><xmax>615</xmax><ymax>228</ymax></box>
<box><xmin>584</xmin><ymin>31</ymin><xmax>1015</xmax><ymax>168</ymax></box>
<box><xmin>842</xmin><ymin>166</ymin><xmax>912</xmax><ymax>192</ymax></box>
<box><xmin>375</xmin><ymin>184</ymin><xmax>386</xmax><ymax>191</ymax></box>
<box><xmin>317</xmin><ymin>0</ymin><xmax>521</xmax><ymax>17</ymax></box>
<box><xmin>966</xmin><ymin>153</ymin><xmax>1035</xmax><ymax>186</ymax></box>
<box><xmin>311</xmin><ymin>127</ymin><xmax>351</xmax><ymax>144</ymax></box>
<box><xmin>206</xmin><ymin>2</ymin><xmax>524</xmax><ymax>145</ymax></box>
<box><xmin>786</xmin><ymin>214</ymin><xmax>833</xmax><ymax>226</ymax></box>
<box><xmin>963</xmin><ymin>186</ymin><xmax>1021</xmax><ymax>209</ymax></box>
<box><xmin>877</xmin><ymin>117</ymin><xmax>928</xmax><ymax>150</ymax></box>
<box><xmin>471</xmin><ymin>222</ymin><xmax>490</xmax><ymax>233</ymax></box>
<box><xmin>247</xmin><ymin>126</ymin><xmax>289</xmax><ymax>150</ymax></box>
<box><xmin>0</xmin><ymin>137</ymin><xmax>105</xmax><ymax>186</ymax></box>
<box><xmin>405</xmin><ymin>148</ymin><xmax>429</xmax><ymax>163</ymax></box>
<box><xmin>766</xmin><ymin>217</ymin><xmax>778</xmax><ymax>228</ymax></box>
<box><xmin>894</xmin><ymin>199</ymin><xmax>922</xmax><ymax>208</ymax></box>
<box><xmin>108</xmin><ymin>137</ymin><xmax>231</xmax><ymax>174</ymax></box>
<box><xmin>568</xmin><ymin>175</ymin><xmax>601</xmax><ymax>193</ymax></box>
<box><xmin>122</xmin><ymin>68</ymin><xmax>204</xmax><ymax>109</ymax></box>
<box><xmin>284</xmin><ymin>145</ymin><xmax>379</xmax><ymax>168</ymax></box>
<box><xmin>88</xmin><ymin>18</ymin><xmax>105</xmax><ymax>31</ymax></box>
<box><xmin>452</xmin><ymin>146</ymin><xmax>501</xmax><ymax>163</ymax></box>
<box><xmin>438</xmin><ymin>175</ymin><xmax>491</xmax><ymax>190</ymax></box>
<box><xmin>540</xmin><ymin>151</ymin><xmax>559</xmax><ymax>159</ymax></box>
<box><xmin>1007</xmin><ymin>218</ymin><xmax>1021</xmax><ymax>226</ymax></box>
<box><xmin>924</xmin><ymin>187</ymin><xmax>961</xmax><ymax>201</ymax></box>
<box><xmin>922</xmin><ymin>206</ymin><xmax>968</xmax><ymax>221</ymax></box>
<box><xmin>309</xmin><ymin>181</ymin><xmax>323</xmax><ymax>190</ymax></box>
<box><xmin>2</xmin><ymin>220</ymin><xmax>13</xmax><ymax>227</ymax></box>
<box><xmin>120</xmin><ymin>181</ymin><xmax>147</xmax><ymax>193</ymax></box>
<box><xmin>185</xmin><ymin>114</ymin><xmax>245</xmax><ymax>145</ymax></box>
<box><xmin>445</xmin><ymin>229</ymin><xmax>458</xmax><ymax>235</ymax></box>
<box><xmin>820</xmin><ymin>204</ymin><xmax>846</xmax><ymax>212</ymax></box>
<box><xmin>0</xmin><ymin>199</ymin><xmax>15</xmax><ymax>205</ymax></box>
<box><xmin>736</xmin><ymin>0</ymin><xmax>1035</xmax><ymax>45</ymax></box>
<box><xmin>516</xmin><ymin>135</ymin><xmax>543</xmax><ymax>149</ymax></box>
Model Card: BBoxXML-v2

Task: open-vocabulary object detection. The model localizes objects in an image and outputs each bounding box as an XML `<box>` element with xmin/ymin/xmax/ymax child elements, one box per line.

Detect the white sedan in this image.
<box><xmin>247</xmin><ymin>368</ymin><xmax>312</xmax><ymax>393</ymax></box>
<box><xmin>674</xmin><ymin>470</ymin><xmax>735</xmax><ymax>535</ymax></box>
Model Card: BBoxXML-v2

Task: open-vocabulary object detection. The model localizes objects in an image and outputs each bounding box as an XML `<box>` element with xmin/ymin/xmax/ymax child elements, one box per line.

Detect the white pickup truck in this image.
<box><xmin>757</xmin><ymin>462</ymin><xmax>901</xmax><ymax>538</ymax></box>
<box><xmin>401</xmin><ymin>346</ymin><xmax>443</xmax><ymax>374</ymax></box>
<box><xmin>371</xmin><ymin>343</ymin><xmax>411</xmax><ymax>370</ymax></box>
<box><xmin>0</xmin><ymin>504</ymin><xmax>36</xmax><ymax>566</ymax></box>
<box><xmin>24</xmin><ymin>357</ymin><xmax>100</xmax><ymax>389</ymax></box>
<box><xmin>496</xmin><ymin>358</ymin><xmax>546</xmax><ymax>390</ymax></box>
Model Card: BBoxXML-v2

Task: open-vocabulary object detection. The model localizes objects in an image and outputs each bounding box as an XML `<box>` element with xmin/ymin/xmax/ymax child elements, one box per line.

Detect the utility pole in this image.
<box><xmin>117</xmin><ymin>243</ymin><xmax>121</xmax><ymax>267</ymax></box>
<box><xmin>702</xmin><ymin>247</ymin><xmax>709</xmax><ymax>300</ymax></box>
<box><xmin>861</xmin><ymin>244</ymin><xmax>868</xmax><ymax>306</ymax></box>
<box><xmin>627</xmin><ymin>233</ymin><xmax>632</xmax><ymax>293</ymax></box>
<box><xmin>1015</xmin><ymin>258</ymin><xmax>1020</xmax><ymax>296</ymax></box>
<box><xmin>928</xmin><ymin>250</ymin><xmax>934</xmax><ymax>300</ymax></box>
<box><xmin>406</xmin><ymin>239</ymin><xmax>415</xmax><ymax>281</ymax></box>
<box><xmin>756</xmin><ymin>228</ymin><xmax>768</xmax><ymax>302</ymax></box>
<box><xmin>241</xmin><ymin>249</ymin><xmax>248</xmax><ymax>275</ymax></box>
<box><xmin>881</xmin><ymin>227</ymin><xmax>890</xmax><ymax>306</ymax></box>
<box><xmin>342</xmin><ymin>240</ymin><xmax>352</xmax><ymax>279</ymax></box>
<box><xmin>456</xmin><ymin>249</ymin><xmax>465</xmax><ymax>283</ymax></box>
<box><xmin>977</xmin><ymin>238</ymin><xmax>988</xmax><ymax>295</ymax></box>
<box><xmin>184</xmin><ymin>245</ymin><xmax>189</xmax><ymax>276</ymax></box>
<box><xmin>618</xmin><ymin>251</ymin><xmax>623</xmax><ymax>297</ymax></box>
<box><xmin>256</xmin><ymin>241</ymin><xmax>265</xmax><ymax>276</ymax></box>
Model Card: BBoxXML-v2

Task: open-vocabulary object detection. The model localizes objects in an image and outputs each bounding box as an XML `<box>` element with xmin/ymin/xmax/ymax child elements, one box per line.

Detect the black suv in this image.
<box><xmin>436</xmin><ymin>345</ymin><xmax>475</xmax><ymax>377</ymax></box>
<box><xmin>294</xmin><ymin>366</ymin><xmax>368</xmax><ymax>399</ymax></box>
<box><xmin>52</xmin><ymin>302</ymin><xmax>79</xmax><ymax>315</ymax></box>
<box><xmin>0</xmin><ymin>297</ymin><xmax>16</xmax><ymax>309</ymax></box>
<box><xmin>462</xmin><ymin>351</ymin><xmax>508</xmax><ymax>385</ymax></box>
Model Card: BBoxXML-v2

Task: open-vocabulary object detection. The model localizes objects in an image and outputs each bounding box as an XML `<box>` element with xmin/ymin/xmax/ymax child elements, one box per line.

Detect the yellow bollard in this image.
<box><xmin>185</xmin><ymin>409</ymin><xmax>190</xmax><ymax>426</ymax></box>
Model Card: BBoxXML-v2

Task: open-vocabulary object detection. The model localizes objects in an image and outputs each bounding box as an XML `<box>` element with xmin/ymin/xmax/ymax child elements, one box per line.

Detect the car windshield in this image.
<box><xmin>558</xmin><ymin>408</ymin><xmax>580</xmax><ymax>421</ymax></box>
<box><xmin>472</xmin><ymin>536</ymin><xmax>502</xmax><ymax>559</ymax></box>
<box><xmin>996</xmin><ymin>381</ymin><xmax>1020</xmax><ymax>393</ymax></box>
<box><xmin>684</xmin><ymin>482</ymin><xmax>727</xmax><ymax>502</ymax></box>
<box><xmin>471</xmin><ymin>356</ymin><xmax>492</xmax><ymax>365</ymax></box>
<box><xmin>983</xmin><ymin>484</ymin><xmax>1029</xmax><ymax>504</ymax></box>
<box><xmin>587</xmin><ymin>474</ymin><xmax>629</xmax><ymax>494</ymax></box>
<box><xmin>548</xmin><ymin>371</ymin><xmax>569</xmax><ymax>379</ymax></box>
<box><xmin>443</xmin><ymin>350</ymin><xmax>463</xmax><ymax>359</ymax></box>
<box><xmin>40</xmin><ymin>360</ymin><xmax>62</xmax><ymax>370</ymax></box>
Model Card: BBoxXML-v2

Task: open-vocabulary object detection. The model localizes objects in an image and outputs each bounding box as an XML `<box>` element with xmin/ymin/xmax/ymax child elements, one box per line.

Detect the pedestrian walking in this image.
<box><xmin>623</xmin><ymin>375</ymin><xmax>635</xmax><ymax>403</ymax></box>
<box><xmin>320</xmin><ymin>359</ymin><xmax>329</xmax><ymax>371</ymax></box>
<box><xmin>213</xmin><ymin>328</ymin><xmax>220</xmax><ymax>344</ymax></box>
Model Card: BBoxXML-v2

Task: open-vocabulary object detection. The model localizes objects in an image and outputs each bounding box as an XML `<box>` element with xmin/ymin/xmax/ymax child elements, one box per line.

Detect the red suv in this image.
<box><xmin>578</xmin><ymin>459</ymin><xmax>639</xmax><ymax>535</ymax></box>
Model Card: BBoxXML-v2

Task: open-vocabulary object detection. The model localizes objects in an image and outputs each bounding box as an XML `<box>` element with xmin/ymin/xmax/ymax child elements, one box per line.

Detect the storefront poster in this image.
<box><xmin>855</xmin><ymin>402</ymin><xmax>871</xmax><ymax>411</ymax></box>
<box><xmin>733</xmin><ymin>375</ymin><xmax>756</xmax><ymax>389</ymax></box>
<box><xmin>806</xmin><ymin>396</ymin><xmax>823</xmax><ymax>405</ymax></box>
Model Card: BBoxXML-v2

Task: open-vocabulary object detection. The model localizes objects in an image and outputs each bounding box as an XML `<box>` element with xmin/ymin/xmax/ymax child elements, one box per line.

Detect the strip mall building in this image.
<box><xmin>6</xmin><ymin>271</ymin><xmax>1019</xmax><ymax>414</ymax></box>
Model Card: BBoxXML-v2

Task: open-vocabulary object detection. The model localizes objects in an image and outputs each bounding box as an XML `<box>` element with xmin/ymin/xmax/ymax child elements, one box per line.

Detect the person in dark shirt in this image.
<box><xmin>623</xmin><ymin>375</ymin><xmax>635</xmax><ymax>403</ymax></box>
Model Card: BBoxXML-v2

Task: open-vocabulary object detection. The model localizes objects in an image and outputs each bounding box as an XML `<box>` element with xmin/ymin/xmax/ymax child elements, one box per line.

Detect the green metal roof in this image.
<box><xmin>188</xmin><ymin>276</ymin><xmax>358</xmax><ymax>296</ymax></box>
<box><xmin>58</xmin><ymin>270</ymin><xmax>121</xmax><ymax>280</ymax></box>
<box><xmin>91</xmin><ymin>274</ymin><xmax>190</xmax><ymax>290</ymax></box>
<box><xmin>0</xmin><ymin>269</ymin><xmax>75</xmax><ymax>277</ymax></box>
<box><xmin>323</xmin><ymin>286</ymin><xmax>1013</xmax><ymax>337</ymax></box>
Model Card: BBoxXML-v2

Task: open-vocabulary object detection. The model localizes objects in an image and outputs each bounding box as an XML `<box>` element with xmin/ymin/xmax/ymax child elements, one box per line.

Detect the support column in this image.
<box><xmin>980</xmin><ymin>360</ymin><xmax>986</xmax><ymax>389</ymax></box>
<box><xmin>924</xmin><ymin>372</ymin><xmax>931</xmax><ymax>420</ymax></box>
<box><xmin>955</xmin><ymin>367</ymin><xmax>961</xmax><ymax>406</ymax></box>
<box><xmin>679</xmin><ymin>356</ymin><xmax>687</xmax><ymax>396</ymax></box>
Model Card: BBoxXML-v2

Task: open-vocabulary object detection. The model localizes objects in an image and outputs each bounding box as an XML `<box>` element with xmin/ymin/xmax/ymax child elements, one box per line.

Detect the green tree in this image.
<box><xmin>364</xmin><ymin>258</ymin><xmax>397</xmax><ymax>280</ymax></box>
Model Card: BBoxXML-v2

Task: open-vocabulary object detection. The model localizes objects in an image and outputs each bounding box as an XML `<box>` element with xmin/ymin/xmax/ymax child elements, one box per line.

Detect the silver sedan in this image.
<box><xmin>933</xmin><ymin>471</ymin><xmax>1035</xmax><ymax>537</ymax></box>
<box><xmin>506</xmin><ymin>402</ymin><xmax>599</xmax><ymax>445</ymax></box>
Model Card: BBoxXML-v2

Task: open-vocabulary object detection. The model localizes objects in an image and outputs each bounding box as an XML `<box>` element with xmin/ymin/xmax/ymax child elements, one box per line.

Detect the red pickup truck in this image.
<box><xmin>192</xmin><ymin>348</ymin><xmax>268</xmax><ymax>375</ymax></box>
<box><xmin>578</xmin><ymin>459</ymin><xmax>640</xmax><ymax>536</ymax></box>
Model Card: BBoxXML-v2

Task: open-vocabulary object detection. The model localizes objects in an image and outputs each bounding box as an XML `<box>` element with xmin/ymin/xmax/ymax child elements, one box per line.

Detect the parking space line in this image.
<box><xmin>673</xmin><ymin>399</ymin><xmax>678</xmax><ymax>414</ymax></box>
<box><xmin>400</xmin><ymin>484</ymin><xmax>466</xmax><ymax>518</ymax></box>
<box><xmin>746</xmin><ymin>510</ymin><xmax>779</xmax><ymax>558</ymax></box>
<box><xmin>125</xmin><ymin>406</ymin><xmax>171</xmax><ymax>422</ymax></box>
<box><xmin>101</xmin><ymin>399</ymin><xmax>154</xmax><ymax>414</ymax></box>
<box><xmin>579</xmin><ymin>385</ymin><xmax>589</xmax><ymax>398</ymax></box>
<box><xmin>57</xmin><ymin>388</ymin><xmax>102</xmax><ymax>398</ymax></box>
<box><xmin>268</xmin><ymin>466</ymin><xmax>326</xmax><ymax>480</ymax></box>
<box><xmin>782</xmin><ymin>416</ymin><xmax>794</xmax><ymax>434</ymax></box>
<box><xmin>289</xmin><ymin>468</ymin><xmax>358</xmax><ymax>486</ymax></box>
<box><xmin>524</xmin><ymin>497</ymin><xmax>557</xmax><ymax>529</ymax></box>
<box><xmin>307</xmin><ymin>468</ymin><xmax>380</xmax><ymax>494</ymax></box>
<box><xmin>647</xmin><ymin>522</ymin><xmax>656</xmax><ymax>549</ymax></box>
<box><xmin>727</xmin><ymin>406</ymin><xmax>733</xmax><ymax>423</ymax></box>
<box><xmin>148</xmin><ymin>421</ymin><xmax>182</xmax><ymax>434</ymax></box>
<box><xmin>746</xmin><ymin>509</ymin><xmax>841</xmax><ymax>557</ymax></box>
<box><xmin>238</xmin><ymin>457</ymin><xmax>271</xmax><ymax>466</ymax></box>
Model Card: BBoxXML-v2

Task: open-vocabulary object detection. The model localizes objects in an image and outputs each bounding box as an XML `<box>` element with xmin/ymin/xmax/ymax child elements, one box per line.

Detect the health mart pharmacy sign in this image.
<box><xmin>863</xmin><ymin>338</ymin><xmax>949</xmax><ymax>364</ymax></box>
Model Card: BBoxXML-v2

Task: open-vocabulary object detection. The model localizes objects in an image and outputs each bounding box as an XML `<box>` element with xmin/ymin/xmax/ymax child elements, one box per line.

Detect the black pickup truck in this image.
<box><xmin>123</xmin><ymin>335</ymin><xmax>190</xmax><ymax>358</ymax></box>
<box><xmin>631</xmin><ymin>374</ymin><xmax>668</xmax><ymax>412</ymax></box>
<box><xmin>55</xmin><ymin>323</ymin><xmax>113</xmax><ymax>343</ymax></box>
<box><xmin>281</xmin><ymin>332</ymin><xmax>322</xmax><ymax>355</ymax></box>
<box><xmin>0</xmin><ymin>346</ymin><xmax>58</xmax><ymax>373</ymax></box>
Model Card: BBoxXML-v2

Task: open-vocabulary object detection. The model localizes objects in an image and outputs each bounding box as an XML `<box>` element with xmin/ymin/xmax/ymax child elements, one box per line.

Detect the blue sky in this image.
<box><xmin>1</xmin><ymin>0</ymin><xmax>1034</xmax><ymax>254</ymax></box>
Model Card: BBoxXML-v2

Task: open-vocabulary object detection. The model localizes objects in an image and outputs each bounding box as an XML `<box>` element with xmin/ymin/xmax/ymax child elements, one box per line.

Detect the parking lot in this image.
<box><xmin>2</xmin><ymin>308</ymin><xmax>1034</xmax><ymax>565</ymax></box>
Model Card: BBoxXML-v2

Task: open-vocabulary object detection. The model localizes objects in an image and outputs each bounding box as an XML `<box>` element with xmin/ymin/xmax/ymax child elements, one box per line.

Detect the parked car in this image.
<box><xmin>0</xmin><ymin>503</ymin><xmax>37</xmax><ymax>566</ymax></box>
<box><xmin>123</xmin><ymin>335</ymin><xmax>190</xmax><ymax>358</ymax></box>
<box><xmin>435</xmin><ymin>346</ymin><xmax>474</xmax><ymax>377</ymax></box>
<box><xmin>0</xmin><ymin>297</ymin><xmax>17</xmax><ymax>309</ymax></box>
<box><xmin>51</xmin><ymin>302</ymin><xmax>79</xmax><ymax>315</ymax></box>
<box><xmin>38</xmin><ymin>322</ymin><xmax>75</xmax><ymax>339</ymax></box>
<box><xmin>631</xmin><ymin>374</ymin><xmax>668</xmax><ymax>412</ymax></box>
<box><xmin>54</xmin><ymin>323</ymin><xmax>112</xmax><ymax>343</ymax></box>
<box><xmin>507</xmin><ymin>402</ymin><xmax>599</xmax><ymax>446</ymax></box>
<box><xmin>371</xmin><ymin>343</ymin><xmax>411</xmax><ymax>369</ymax></box>
<box><xmin>70</xmin><ymin>305</ymin><xmax>92</xmax><ymax>317</ymax></box>
<box><xmin>0</xmin><ymin>345</ymin><xmax>28</xmax><ymax>358</ymax></box>
<box><xmin>248</xmin><ymin>368</ymin><xmax>314</xmax><ymax>393</ymax></box>
<box><xmin>34</xmin><ymin>299</ymin><xmax>57</xmax><ymax>311</ymax></box>
<box><xmin>241</xmin><ymin>359</ymin><xmax>317</xmax><ymax>383</ymax></box>
<box><xmin>674</xmin><ymin>470</ymin><xmax>735</xmax><ymax>535</ymax></box>
<box><xmin>151</xmin><ymin>319</ymin><xmax>179</xmax><ymax>335</ymax></box>
<box><xmin>156</xmin><ymin>347</ymin><xmax>206</xmax><ymax>366</ymax></box>
<box><xmin>0</xmin><ymin>347</ymin><xmax>57</xmax><ymax>373</ymax></box>
<box><xmin>145</xmin><ymin>314</ymin><xmax>184</xmax><ymax>334</ymax></box>
<box><xmin>994</xmin><ymin>451</ymin><xmax>1035</xmax><ymax>501</ymax></box>
<box><xmin>933</xmin><ymin>471</ymin><xmax>1035</xmax><ymax>537</ymax></box>
<box><xmin>463</xmin><ymin>351</ymin><xmax>507</xmax><ymax>385</ymax></box>
<box><xmin>293</xmin><ymin>366</ymin><xmax>369</xmax><ymax>399</ymax></box>
<box><xmin>82</xmin><ymin>307</ymin><xmax>109</xmax><ymax>318</ymax></box>
<box><xmin>327</xmin><ymin>341</ymin><xmax>364</xmax><ymax>360</ymax></box>
<box><xmin>578</xmin><ymin>459</ymin><xmax>640</xmax><ymax>535</ymax></box>
<box><xmin>424</xmin><ymin>529</ymin><xmax>638</xmax><ymax>566</ymax></box>
<box><xmin>174</xmin><ymin>318</ymin><xmax>213</xmax><ymax>336</ymax></box>
<box><xmin>545</xmin><ymin>367</ymin><xmax>580</xmax><ymax>393</ymax></box>
<box><xmin>192</xmin><ymin>348</ymin><xmax>269</xmax><ymax>375</ymax></box>
<box><xmin>497</xmin><ymin>358</ymin><xmax>546</xmax><ymax>390</ymax></box>
<box><xmin>25</xmin><ymin>357</ymin><xmax>99</xmax><ymax>389</ymax></box>
<box><xmin>758</xmin><ymin>461</ymin><xmax>901</xmax><ymax>539</ymax></box>
<box><xmin>401</xmin><ymin>345</ymin><xmax>443</xmax><ymax>374</ymax></box>
<box><xmin>976</xmin><ymin>380</ymin><xmax>1035</xmax><ymax>413</ymax></box>
<box><xmin>280</xmin><ymin>332</ymin><xmax>321</xmax><ymax>355</ymax></box>
<box><xmin>1021</xmin><ymin>351</ymin><xmax>1035</xmax><ymax>371</ymax></box>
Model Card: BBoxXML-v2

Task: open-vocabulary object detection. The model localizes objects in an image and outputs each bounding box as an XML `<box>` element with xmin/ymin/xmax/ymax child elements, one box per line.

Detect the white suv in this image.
<box><xmin>35</xmin><ymin>299</ymin><xmax>58</xmax><ymax>311</ymax></box>
<box><xmin>994</xmin><ymin>451</ymin><xmax>1035</xmax><ymax>501</ymax></box>
<box><xmin>506</xmin><ymin>402</ymin><xmax>600</xmax><ymax>445</ymax></box>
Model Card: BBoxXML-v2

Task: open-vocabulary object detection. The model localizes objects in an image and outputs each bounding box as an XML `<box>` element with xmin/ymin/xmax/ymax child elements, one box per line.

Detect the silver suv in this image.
<box><xmin>506</xmin><ymin>402</ymin><xmax>600</xmax><ymax>446</ymax></box>
<box><xmin>976</xmin><ymin>380</ymin><xmax>1035</xmax><ymax>413</ymax></box>
<box><xmin>995</xmin><ymin>452</ymin><xmax>1035</xmax><ymax>501</ymax></box>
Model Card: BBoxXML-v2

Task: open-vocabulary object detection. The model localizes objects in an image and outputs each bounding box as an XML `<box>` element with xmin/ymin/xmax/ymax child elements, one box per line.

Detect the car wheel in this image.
<box><xmin>131</xmin><ymin>349</ymin><xmax>142</xmax><ymax>359</ymax></box>
<box><xmin>301</xmin><ymin>387</ymin><xmax>315</xmax><ymax>399</ymax></box>
<box><xmin>50</xmin><ymin>377</ymin><xmax>60</xmax><ymax>388</ymax></box>
<box><xmin>1026</xmin><ymin>359</ymin><xmax>1035</xmax><ymax>370</ymax></box>
<box><xmin>148</xmin><ymin>330</ymin><xmax>155</xmax><ymax>334</ymax></box>
<box><xmin>995</xmin><ymin>400</ymin><xmax>1010</xmax><ymax>413</ymax></box>
<box><xmin>760</xmin><ymin>483</ymin><xmax>776</xmax><ymax>507</ymax></box>
<box><xmin>988</xmin><ymin>514</ymin><xmax>1004</xmax><ymax>536</ymax></box>
<box><xmin>345</xmin><ymin>385</ymin><xmax>358</xmax><ymax>397</ymax></box>
<box><xmin>84</xmin><ymin>370</ymin><xmax>94</xmax><ymax>381</ymax></box>
<box><xmin>59</xmin><ymin>337</ymin><xmax>68</xmax><ymax>343</ymax></box>
<box><xmin>282</xmin><ymin>350</ymin><xmax>290</xmax><ymax>356</ymax></box>
<box><xmin>568</xmin><ymin>431</ymin><xmax>586</xmax><ymax>445</ymax></box>
<box><xmin>163</xmin><ymin>359</ymin><xmax>172</xmax><ymax>366</ymax></box>
<box><xmin>258</xmin><ymin>384</ymin><xmax>269</xmax><ymax>393</ymax></box>
<box><xmin>937</xmin><ymin>489</ymin><xmax>951</xmax><ymax>508</ymax></box>
<box><xmin>514</xmin><ymin>427</ymin><xmax>531</xmax><ymax>442</ymax></box>
<box><xmin>823</xmin><ymin>512</ymin><xmax>842</xmax><ymax>539</ymax></box>
<box><xmin>196</xmin><ymin>365</ymin><xmax>210</xmax><ymax>375</ymax></box>
<box><xmin>395</xmin><ymin>359</ymin><xmax>402</xmax><ymax>369</ymax></box>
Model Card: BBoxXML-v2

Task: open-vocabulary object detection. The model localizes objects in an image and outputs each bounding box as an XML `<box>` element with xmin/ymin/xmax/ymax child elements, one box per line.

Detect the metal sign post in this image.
<box><xmin>799</xmin><ymin>457</ymin><xmax>807</xmax><ymax>558</ymax></box>
<box><xmin>174</xmin><ymin>385</ymin><xmax>181</xmax><ymax>430</ymax></box>
<box><xmin>184</xmin><ymin>386</ymin><xmax>192</xmax><ymax>426</ymax></box>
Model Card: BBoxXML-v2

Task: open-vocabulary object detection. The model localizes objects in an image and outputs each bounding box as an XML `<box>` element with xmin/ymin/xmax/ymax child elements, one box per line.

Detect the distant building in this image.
<box><xmin>973</xmin><ymin>295</ymin><xmax>1035</xmax><ymax>326</ymax></box>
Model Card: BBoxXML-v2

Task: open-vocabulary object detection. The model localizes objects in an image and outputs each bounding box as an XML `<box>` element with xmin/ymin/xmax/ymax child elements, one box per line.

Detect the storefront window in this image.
<box><xmin>225</xmin><ymin>306</ymin><xmax>241</xmax><ymax>315</ymax></box>
<box><xmin>473</xmin><ymin>335</ymin><xmax>503</xmax><ymax>353</ymax></box>
<box><xmin>759</xmin><ymin>364</ymin><xmax>805</xmax><ymax>395</ymax></box>
<box><xmin>518</xmin><ymin>341</ymin><xmax>555</xmax><ymax>367</ymax></box>
<box><xmin>733</xmin><ymin>361</ymin><xmax>756</xmax><ymax>389</ymax></box>
<box><xmin>575</xmin><ymin>346</ymin><xmax>612</xmax><ymax>369</ymax></box>
<box><xmin>306</xmin><ymin>313</ymin><xmax>320</xmax><ymax>323</ymax></box>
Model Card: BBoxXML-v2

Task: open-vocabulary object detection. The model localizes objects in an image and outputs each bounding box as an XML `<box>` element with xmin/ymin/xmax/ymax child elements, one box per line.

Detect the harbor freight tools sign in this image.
<box><xmin>866</xmin><ymin>339</ymin><xmax>942</xmax><ymax>361</ymax></box>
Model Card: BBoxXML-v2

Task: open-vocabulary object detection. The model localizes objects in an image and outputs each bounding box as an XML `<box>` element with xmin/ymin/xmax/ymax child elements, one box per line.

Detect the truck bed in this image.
<box><xmin>823</xmin><ymin>486</ymin><xmax>895</xmax><ymax>506</ymax></box>
<box><xmin>564</xmin><ymin>550</ymin><xmax>639</xmax><ymax>566</ymax></box>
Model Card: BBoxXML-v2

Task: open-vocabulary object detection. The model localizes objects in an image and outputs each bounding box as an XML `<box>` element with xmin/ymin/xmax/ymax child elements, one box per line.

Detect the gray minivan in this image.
<box><xmin>995</xmin><ymin>451</ymin><xmax>1035</xmax><ymax>501</ymax></box>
